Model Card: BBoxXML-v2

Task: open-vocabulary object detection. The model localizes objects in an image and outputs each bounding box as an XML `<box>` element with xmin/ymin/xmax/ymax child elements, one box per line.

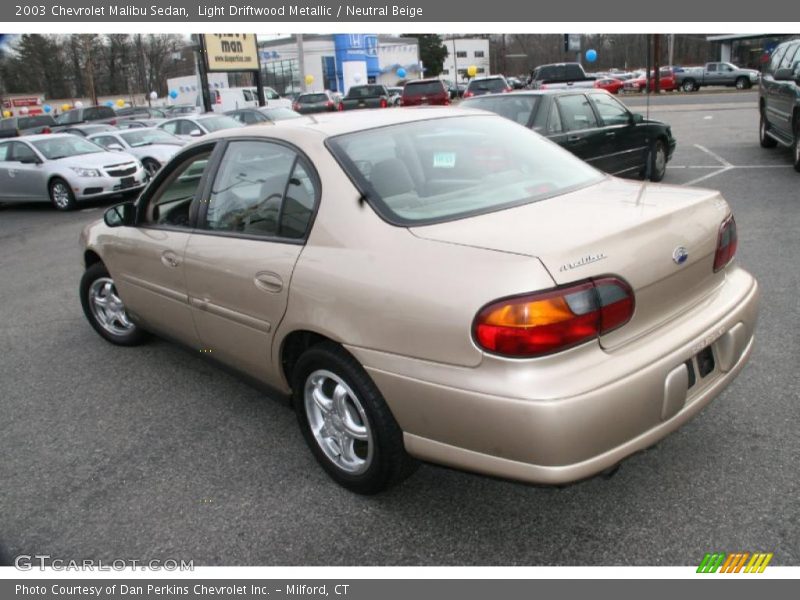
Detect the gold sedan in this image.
<box><xmin>79</xmin><ymin>108</ymin><xmax>759</xmax><ymax>493</ymax></box>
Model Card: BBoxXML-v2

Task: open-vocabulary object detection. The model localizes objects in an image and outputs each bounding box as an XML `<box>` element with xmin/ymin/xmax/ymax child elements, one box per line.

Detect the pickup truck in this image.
<box><xmin>529</xmin><ymin>62</ymin><xmax>596</xmax><ymax>90</ymax></box>
<box><xmin>674</xmin><ymin>62</ymin><xmax>760</xmax><ymax>92</ymax></box>
<box><xmin>340</xmin><ymin>85</ymin><xmax>391</xmax><ymax>111</ymax></box>
<box><xmin>0</xmin><ymin>114</ymin><xmax>56</xmax><ymax>137</ymax></box>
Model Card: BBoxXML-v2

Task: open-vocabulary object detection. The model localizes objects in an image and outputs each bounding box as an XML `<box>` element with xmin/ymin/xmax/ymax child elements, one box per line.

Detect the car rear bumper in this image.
<box><xmin>347</xmin><ymin>265</ymin><xmax>759</xmax><ymax>485</ymax></box>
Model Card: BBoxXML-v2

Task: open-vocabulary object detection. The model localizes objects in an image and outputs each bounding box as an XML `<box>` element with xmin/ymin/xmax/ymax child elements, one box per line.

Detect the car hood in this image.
<box><xmin>53</xmin><ymin>151</ymin><xmax>138</xmax><ymax>169</ymax></box>
<box><xmin>410</xmin><ymin>176</ymin><xmax>731</xmax><ymax>349</ymax></box>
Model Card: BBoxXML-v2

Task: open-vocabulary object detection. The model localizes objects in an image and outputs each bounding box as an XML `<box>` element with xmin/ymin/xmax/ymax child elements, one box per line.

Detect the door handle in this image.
<box><xmin>161</xmin><ymin>251</ymin><xmax>180</xmax><ymax>268</ymax></box>
<box><xmin>605</xmin><ymin>131</ymin><xmax>616</xmax><ymax>137</ymax></box>
<box><xmin>567</xmin><ymin>134</ymin><xmax>583</xmax><ymax>142</ymax></box>
<box><xmin>254</xmin><ymin>271</ymin><xmax>283</xmax><ymax>293</ymax></box>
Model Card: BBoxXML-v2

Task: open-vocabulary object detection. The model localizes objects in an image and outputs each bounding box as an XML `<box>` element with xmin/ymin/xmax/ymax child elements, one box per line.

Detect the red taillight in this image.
<box><xmin>713</xmin><ymin>215</ymin><xmax>738</xmax><ymax>272</ymax></box>
<box><xmin>292</xmin><ymin>103</ymin><xmax>300</xmax><ymax>111</ymax></box>
<box><xmin>473</xmin><ymin>277</ymin><xmax>635</xmax><ymax>357</ymax></box>
<box><xmin>109</xmin><ymin>118</ymin><xmax>117</xmax><ymax>125</ymax></box>
<box><xmin>41</xmin><ymin>126</ymin><xmax>51</xmax><ymax>134</ymax></box>
<box><xmin>464</xmin><ymin>91</ymin><xmax>474</xmax><ymax>98</ymax></box>
<box><xmin>215</xmin><ymin>91</ymin><xmax>221</xmax><ymax>104</ymax></box>
<box><xmin>380</xmin><ymin>98</ymin><xmax>388</xmax><ymax>108</ymax></box>
<box><xmin>540</xmin><ymin>84</ymin><xmax>548</xmax><ymax>90</ymax></box>
<box><xmin>326</xmin><ymin>100</ymin><xmax>334</xmax><ymax>109</ymax></box>
<box><xmin>337</xmin><ymin>103</ymin><xmax>344</xmax><ymax>111</ymax></box>
<box><xmin>503</xmin><ymin>87</ymin><xmax>512</xmax><ymax>93</ymax></box>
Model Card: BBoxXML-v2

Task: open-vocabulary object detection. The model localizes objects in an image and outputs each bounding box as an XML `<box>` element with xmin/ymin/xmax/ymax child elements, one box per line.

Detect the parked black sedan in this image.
<box><xmin>461</xmin><ymin>89</ymin><xmax>676</xmax><ymax>181</ymax></box>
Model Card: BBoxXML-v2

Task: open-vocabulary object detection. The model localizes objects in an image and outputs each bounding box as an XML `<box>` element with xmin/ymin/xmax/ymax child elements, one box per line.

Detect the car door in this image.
<box><xmin>0</xmin><ymin>141</ymin><xmax>18</xmax><ymax>200</ymax></box>
<box><xmin>183</xmin><ymin>138</ymin><xmax>319</xmax><ymax>383</ymax></box>
<box><xmin>7</xmin><ymin>141</ymin><xmax>45</xmax><ymax>200</ymax></box>
<box><xmin>550</xmin><ymin>93</ymin><xmax>605</xmax><ymax>169</ymax></box>
<box><xmin>774</xmin><ymin>43</ymin><xmax>800</xmax><ymax>138</ymax></box>
<box><xmin>587</xmin><ymin>92</ymin><xmax>648</xmax><ymax>176</ymax></box>
<box><xmin>102</xmin><ymin>143</ymin><xmax>219</xmax><ymax>346</ymax></box>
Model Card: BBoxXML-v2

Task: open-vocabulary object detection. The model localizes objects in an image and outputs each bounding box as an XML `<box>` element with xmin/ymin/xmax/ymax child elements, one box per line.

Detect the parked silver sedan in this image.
<box><xmin>157</xmin><ymin>114</ymin><xmax>243</xmax><ymax>141</ymax></box>
<box><xmin>0</xmin><ymin>134</ymin><xmax>147</xmax><ymax>210</ymax></box>
<box><xmin>88</xmin><ymin>128</ymin><xmax>186</xmax><ymax>176</ymax></box>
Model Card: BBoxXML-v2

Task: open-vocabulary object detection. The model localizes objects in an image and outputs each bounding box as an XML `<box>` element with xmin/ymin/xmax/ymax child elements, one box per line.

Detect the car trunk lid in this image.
<box><xmin>410</xmin><ymin>177</ymin><xmax>731</xmax><ymax>349</ymax></box>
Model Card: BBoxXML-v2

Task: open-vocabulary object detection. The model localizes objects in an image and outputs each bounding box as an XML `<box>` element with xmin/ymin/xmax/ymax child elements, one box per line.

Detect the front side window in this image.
<box><xmin>591</xmin><ymin>93</ymin><xmax>631</xmax><ymax>126</ymax></box>
<box><xmin>203</xmin><ymin>140</ymin><xmax>316</xmax><ymax>239</ymax></box>
<box><xmin>144</xmin><ymin>151</ymin><xmax>211</xmax><ymax>228</ymax></box>
<box><xmin>557</xmin><ymin>95</ymin><xmax>599</xmax><ymax>131</ymax></box>
<box><xmin>327</xmin><ymin>115</ymin><xmax>602</xmax><ymax>226</ymax></box>
<box><xmin>11</xmin><ymin>142</ymin><xmax>38</xmax><ymax>163</ymax></box>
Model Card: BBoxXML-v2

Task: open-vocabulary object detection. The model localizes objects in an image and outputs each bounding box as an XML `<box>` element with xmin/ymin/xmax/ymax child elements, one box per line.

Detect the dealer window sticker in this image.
<box><xmin>433</xmin><ymin>152</ymin><xmax>456</xmax><ymax>169</ymax></box>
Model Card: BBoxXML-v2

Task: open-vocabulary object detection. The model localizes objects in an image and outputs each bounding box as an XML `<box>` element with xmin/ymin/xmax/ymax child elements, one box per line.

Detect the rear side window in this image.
<box><xmin>404</xmin><ymin>81</ymin><xmax>446</xmax><ymax>96</ymax></box>
<box><xmin>556</xmin><ymin>95</ymin><xmax>599</xmax><ymax>131</ymax></box>
<box><xmin>768</xmin><ymin>45</ymin><xmax>788</xmax><ymax>74</ymax></box>
<box><xmin>0</xmin><ymin>143</ymin><xmax>9</xmax><ymax>160</ymax></box>
<box><xmin>779</xmin><ymin>43</ymin><xmax>800</xmax><ymax>70</ymax></box>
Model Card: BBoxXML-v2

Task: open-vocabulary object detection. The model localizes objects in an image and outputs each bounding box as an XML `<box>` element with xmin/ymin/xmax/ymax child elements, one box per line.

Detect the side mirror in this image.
<box><xmin>107</xmin><ymin>143</ymin><xmax>124</xmax><ymax>151</ymax></box>
<box><xmin>19</xmin><ymin>155</ymin><xmax>41</xmax><ymax>165</ymax></box>
<box><xmin>189</xmin><ymin>128</ymin><xmax>203</xmax><ymax>137</ymax></box>
<box><xmin>773</xmin><ymin>68</ymin><xmax>793</xmax><ymax>81</ymax></box>
<box><xmin>104</xmin><ymin>201</ymin><xmax>135</xmax><ymax>228</ymax></box>
<box><xmin>631</xmin><ymin>113</ymin><xmax>644</xmax><ymax>124</ymax></box>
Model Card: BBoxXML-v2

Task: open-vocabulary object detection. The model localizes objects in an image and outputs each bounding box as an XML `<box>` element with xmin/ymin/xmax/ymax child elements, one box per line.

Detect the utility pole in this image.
<box><xmin>194</xmin><ymin>34</ymin><xmax>213</xmax><ymax>113</ymax></box>
<box><xmin>451</xmin><ymin>37</ymin><xmax>459</xmax><ymax>84</ymax></box>
<box><xmin>653</xmin><ymin>34</ymin><xmax>661</xmax><ymax>93</ymax></box>
<box><xmin>297</xmin><ymin>34</ymin><xmax>307</xmax><ymax>93</ymax></box>
<box><xmin>668</xmin><ymin>34</ymin><xmax>675</xmax><ymax>67</ymax></box>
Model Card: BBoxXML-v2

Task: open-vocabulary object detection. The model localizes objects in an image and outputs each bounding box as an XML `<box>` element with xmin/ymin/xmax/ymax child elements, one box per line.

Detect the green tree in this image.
<box><xmin>405</xmin><ymin>34</ymin><xmax>448</xmax><ymax>77</ymax></box>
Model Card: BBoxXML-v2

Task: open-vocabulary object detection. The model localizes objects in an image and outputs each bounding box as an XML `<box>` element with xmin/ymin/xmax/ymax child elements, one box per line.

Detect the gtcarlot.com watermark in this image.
<box><xmin>14</xmin><ymin>554</ymin><xmax>194</xmax><ymax>571</ymax></box>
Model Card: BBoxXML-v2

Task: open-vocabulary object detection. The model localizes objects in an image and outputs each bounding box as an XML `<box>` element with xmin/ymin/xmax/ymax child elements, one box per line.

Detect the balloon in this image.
<box><xmin>304</xmin><ymin>74</ymin><xmax>314</xmax><ymax>85</ymax></box>
<box><xmin>74</xmin><ymin>101</ymin><xmax>84</xmax><ymax>109</ymax></box>
<box><xmin>467</xmin><ymin>65</ymin><xmax>478</xmax><ymax>77</ymax></box>
<box><xmin>20</xmin><ymin>106</ymin><xmax>29</xmax><ymax>115</ymax></box>
<box><xmin>397</xmin><ymin>67</ymin><xmax>407</xmax><ymax>78</ymax></box>
<box><xmin>104</xmin><ymin>100</ymin><xmax>113</xmax><ymax>107</ymax></box>
<box><xmin>169</xmin><ymin>90</ymin><xmax>178</xmax><ymax>99</ymax></box>
<box><xmin>2</xmin><ymin>110</ymin><xmax>11</xmax><ymax>118</ymax></box>
<box><xmin>353</xmin><ymin>72</ymin><xmax>362</xmax><ymax>83</ymax></box>
<box><xmin>43</xmin><ymin>104</ymin><xmax>52</xmax><ymax>113</ymax></box>
<box><xmin>586</xmin><ymin>49</ymin><xmax>598</xmax><ymax>63</ymax></box>
<box><xmin>149</xmin><ymin>91</ymin><xmax>158</xmax><ymax>101</ymax></box>
<box><xmin>61</xmin><ymin>103</ymin><xmax>71</xmax><ymax>111</ymax></box>
<box><xmin>116</xmin><ymin>99</ymin><xmax>125</xmax><ymax>108</ymax></box>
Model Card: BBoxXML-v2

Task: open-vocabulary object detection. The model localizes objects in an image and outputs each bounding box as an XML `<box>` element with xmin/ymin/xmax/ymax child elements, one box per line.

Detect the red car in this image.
<box><xmin>401</xmin><ymin>79</ymin><xmax>450</xmax><ymax>106</ymax></box>
<box><xmin>624</xmin><ymin>68</ymin><xmax>678</xmax><ymax>93</ymax></box>
<box><xmin>594</xmin><ymin>77</ymin><xmax>624</xmax><ymax>94</ymax></box>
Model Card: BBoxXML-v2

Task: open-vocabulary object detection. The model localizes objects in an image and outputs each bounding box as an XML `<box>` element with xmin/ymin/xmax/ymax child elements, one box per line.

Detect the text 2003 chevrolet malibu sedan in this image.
<box><xmin>79</xmin><ymin>108</ymin><xmax>759</xmax><ymax>494</ymax></box>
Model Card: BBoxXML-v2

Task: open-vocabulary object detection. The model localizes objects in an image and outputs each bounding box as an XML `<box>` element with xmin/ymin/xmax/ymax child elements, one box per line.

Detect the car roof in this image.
<box><xmin>199</xmin><ymin>107</ymin><xmax>491</xmax><ymax>142</ymax></box>
<box><xmin>15</xmin><ymin>133</ymin><xmax>80</xmax><ymax>142</ymax></box>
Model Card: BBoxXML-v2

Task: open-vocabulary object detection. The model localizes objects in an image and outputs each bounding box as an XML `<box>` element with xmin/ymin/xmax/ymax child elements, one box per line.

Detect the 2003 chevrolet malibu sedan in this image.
<box><xmin>79</xmin><ymin>108</ymin><xmax>759</xmax><ymax>494</ymax></box>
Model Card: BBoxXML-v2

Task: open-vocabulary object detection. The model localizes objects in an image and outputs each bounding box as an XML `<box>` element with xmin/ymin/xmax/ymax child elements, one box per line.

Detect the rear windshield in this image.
<box><xmin>404</xmin><ymin>81</ymin><xmax>446</xmax><ymax>96</ymax></box>
<box><xmin>461</xmin><ymin>95</ymin><xmax>540</xmax><ymax>126</ymax></box>
<box><xmin>299</xmin><ymin>94</ymin><xmax>328</xmax><ymax>103</ymax></box>
<box><xmin>346</xmin><ymin>85</ymin><xmax>385</xmax><ymax>98</ymax></box>
<box><xmin>468</xmin><ymin>78</ymin><xmax>507</xmax><ymax>93</ymax></box>
<box><xmin>327</xmin><ymin>115</ymin><xmax>602</xmax><ymax>226</ymax></box>
<box><xmin>14</xmin><ymin>115</ymin><xmax>55</xmax><ymax>129</ymax></box>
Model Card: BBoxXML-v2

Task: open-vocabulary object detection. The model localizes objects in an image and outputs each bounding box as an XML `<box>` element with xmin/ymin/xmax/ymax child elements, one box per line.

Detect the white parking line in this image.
<box><xmin>694</xmin><ymin>144</ymin><xmax>734</xmax><ymax>168</ymax></box>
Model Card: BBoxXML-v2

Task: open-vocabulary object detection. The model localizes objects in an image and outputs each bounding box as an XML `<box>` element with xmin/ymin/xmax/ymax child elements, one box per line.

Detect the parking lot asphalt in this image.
<box><xmin>1</xmin><ymin>99</ymin><xmax>798</xmax><ymax>566</ymax></box>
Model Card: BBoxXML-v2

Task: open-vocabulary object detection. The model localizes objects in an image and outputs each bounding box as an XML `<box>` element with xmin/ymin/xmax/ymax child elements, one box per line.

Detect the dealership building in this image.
<box><xmin>707</xmin><ymin>34</ymin><xmax>797</xmax><ymax>69</ymax></box>
<box><xmin>440</xmin><ymin>37</ymin><xmax>492</xmax><ymax>80</ymax></box>
<box><xmin>257</xmin><ymin>34</ymin><xmax>422</xmax><ymax>94</ymax></box>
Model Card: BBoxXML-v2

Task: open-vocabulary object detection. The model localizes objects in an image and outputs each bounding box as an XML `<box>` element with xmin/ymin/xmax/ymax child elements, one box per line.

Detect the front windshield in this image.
<box><xmin>198</xmin><ymin>115</ymin><xmax>243</xmax><ymax>132</ymax></box>
<box><xmin>327</xmin><ymin>115</ymin><xmax>603</xmax><ymax>226</ymax></box>
<box><xmin>32</xmin><ymin>136</ymin><xmax>103</xmax><ymax>160</ymax></box>
<box><xmin>121</xmin><ymin>129</ymin><xmax>181</xmax><ymax>147</ymax></box>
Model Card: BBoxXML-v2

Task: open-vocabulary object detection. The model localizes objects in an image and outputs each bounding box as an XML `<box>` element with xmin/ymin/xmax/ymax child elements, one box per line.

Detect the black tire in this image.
<box><xmin>142</xmin><ymin>158</ymin><xmax>160</xmax><ymax>177</ymax></box>
<box><xmin>759</xmin><ymin>111</ymin><xmax>777</xmax><ymax>148</ymax></box>
<box><xmin>80</xmin><ymin>262</ymin><xmax>147</xmax><ymax>346</ymax></box>
<box><xmin>649</xmin><ymin>139</ymin><xmax>667</xmax><ymax>182</ymax></box>
<box><xmin>794</xmin><ymin>120</ymin><xmax>800</xmax><ymax>173</ymax></box>
<box><xmin>735</xmin><ymin>77</ymin><xmax>751</xmax><ymax>90</ymax></box>
<box><xmin>292</xmin><ymin>342</ymin><xmax>418</xmax><ymax>494</ymax></box>
<box><xmin>681</xmin><ymin>79</ymin><xmax>696</xmax><ymax>93</ymax></box>
<box><xmin>49</xmin><ymin>177</ymin><xmax>76</xmax><ymax>211</ymax></box>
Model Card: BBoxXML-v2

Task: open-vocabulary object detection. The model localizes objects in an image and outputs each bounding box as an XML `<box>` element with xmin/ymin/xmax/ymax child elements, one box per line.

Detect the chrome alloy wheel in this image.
<box><xmin>88</xmin><ymin>277</ymin><xmax>134</xmax><ymax>336</ymax></box>
<box><xmin>304</xmin><ymin>369</ymin><xmax>373</xmax><ymax>475</ymax></box>
<box><xmin>51</xmin><ymin>181</ymin><xmax>72</xmax><ymax>209</ymax></box>
<box><xmin>653</xmin><ymin>144</ymin><xmax>667</xmax><ymax>178</ymax></box>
